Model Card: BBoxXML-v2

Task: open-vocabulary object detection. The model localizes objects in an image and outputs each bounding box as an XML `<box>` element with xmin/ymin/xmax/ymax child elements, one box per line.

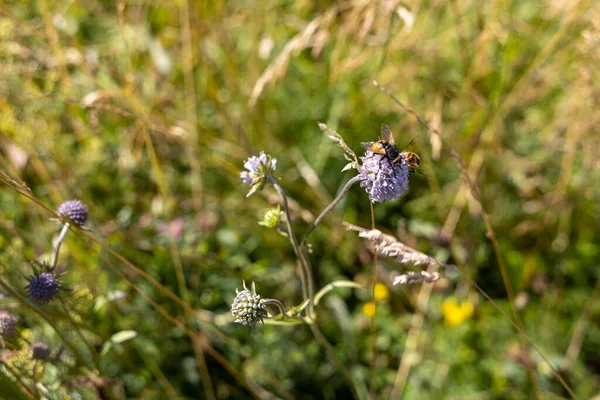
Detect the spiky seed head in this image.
<box><xmin>0</xmin><ymin>311</ymin><xmax>17</xmax><ymax>337</ymax></box>
<box><xmin>231</xmin><ymin>281</ymin><xmax>267</xmax><ymax>328</ymax></box>
<box><xmin>26</xmin><ymin>271</ymin><xmax>61</xmax><ymax>304</ymax></box>
<box><xmin>31</xmin><ymin>342</ymin><xmax>51</xmax><ymax>361</ymax></box>
<box><xmin>357</xmin><ymin>151</ymin><xmax>409</xmax><ymax>203</ymax></box>
<box><xmin>57</xmin><ymin>200</ymin><xmax>88</xmax><ymax>226</ymax></box>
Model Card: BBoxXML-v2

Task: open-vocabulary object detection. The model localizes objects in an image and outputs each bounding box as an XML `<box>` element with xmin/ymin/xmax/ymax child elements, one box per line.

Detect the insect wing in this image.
<box><xmin>380</xmin><ymin>124</ymin><xmax>395</xmax><ymax>145</ymax></box>
<box><xmin>360</xmin><ymin>141</ymin><xmax>374</xmax><ymax>150</ymax></box>
<box><xmin>403</xmin><ymin>137</ymin><xmax>417</xmax><ymax>152</ymax></box>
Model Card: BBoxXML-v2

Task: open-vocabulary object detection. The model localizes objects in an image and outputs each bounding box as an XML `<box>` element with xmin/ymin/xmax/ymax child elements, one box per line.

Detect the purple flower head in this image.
<box><xmin>357</xmin><ymin>151</ymin><xmax>409</xmax><ymax>203</ymax></box>
<box><xmin>31</xmin><ymin>342</ymin><xmax>52</xmax><ymax>361</ymax></box>
<box><xmin>57</xmin><ymin>200</ymin><xmax>88</xmax><ymax>226</ymax></box>
<box><xmin>0</xmin><ymin>311</ymin><xmax>17</xmax><ymax>337</ymax></box>
<box><xmin>26</xmin><ymin>261</ymin><xmax>65</xmax><ymax>304</ymax></box>
<box><xmin>240</xmin><ymin>151</ymin><xmax>277</xmax><ymax>197</ymax></box>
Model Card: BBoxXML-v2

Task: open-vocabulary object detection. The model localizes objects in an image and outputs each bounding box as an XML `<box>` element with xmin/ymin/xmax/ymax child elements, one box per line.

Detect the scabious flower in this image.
<box><xmin>0</xmin><ymin>311</ymin><xmax>17</xmax><ymax>337</ymax></box>
<box><xmin>357</xmin><ymin>152</ymin><xmax>409</xmax><ymax>203</ymax></box>
<box><xmin>57</xmin><ymin>200</ymin><xmax>88</xmax><ymax>227</ymax></box>
<box><xmin>240</xmin><ymin>152</ymin><xmax>277</xmax><ymax>197</ymax></box>
<box><xmin>231</xmin><ymin>281</ymin><xmax>267</xmax><ymax>329</ymax></box>
<box><xmin>26</xmin><ymin>263</ymin><xmax>63</xmax><ymax>304</ymax></box>
<box><xmin>31</xmin><ymin>342</ymin><xmax>51</xmax><ymax>361</ymax></box>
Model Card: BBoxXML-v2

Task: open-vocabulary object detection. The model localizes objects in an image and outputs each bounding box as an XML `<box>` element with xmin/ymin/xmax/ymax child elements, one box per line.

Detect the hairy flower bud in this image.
<box><xmin>258</xmin><ymin>206</ymin><xmax>282</xmax><ymax>228</ymax></box>
<box><xmin>231</xmin><ymin>281</ymin><xmax>267</xmax><ymax>328</ymax></box>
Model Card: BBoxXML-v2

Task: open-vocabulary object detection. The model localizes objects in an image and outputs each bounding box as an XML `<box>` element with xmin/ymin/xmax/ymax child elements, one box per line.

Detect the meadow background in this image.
<box><xmin>1</xmin><ymin>0</ymin><xmax>600</xmax><ymax>399</ymax></box>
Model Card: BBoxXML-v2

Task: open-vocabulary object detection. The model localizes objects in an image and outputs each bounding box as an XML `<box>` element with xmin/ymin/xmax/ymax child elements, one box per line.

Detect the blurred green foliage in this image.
<box><xmin>1</xmin><ymin>0</ymin><xmax>600</xmax><ymax>399</ymax></box>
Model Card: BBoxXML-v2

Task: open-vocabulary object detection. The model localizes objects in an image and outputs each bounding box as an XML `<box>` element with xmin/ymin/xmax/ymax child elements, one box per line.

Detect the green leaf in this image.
<box><xmin>110</xmin><ymin>330</ymin><xmax>138</xmax><ymax>344</ymax></box>
<box><xmin>100</xmin><ymin>330</ymin><xmax>138</xmax><ymax>357</ymax></box>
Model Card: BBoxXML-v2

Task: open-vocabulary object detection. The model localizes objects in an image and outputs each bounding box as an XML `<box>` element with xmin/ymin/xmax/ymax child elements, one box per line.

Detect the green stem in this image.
<box><xmin>59</xmin><ymin>299</ymin><xmax>99</xmax><ymax>368</ymax></box>
<box><xmin>301</xmin><ymin>175</ymin><xmax>361</xmax><ymax>247</ymax></box>
<box><xmin>269</xmin><ymin>177</ymin><xmax>315</xmax><ymax>319</ymax></box>
<box><xmin>263</xmin><ymin>298</ymin><xmax>287</xmax><ymax>317</ymax></box>
<box><xmin>313</xmin><ymin>281</ymin><xmax>363</xmax><ymax>306</ymax></box>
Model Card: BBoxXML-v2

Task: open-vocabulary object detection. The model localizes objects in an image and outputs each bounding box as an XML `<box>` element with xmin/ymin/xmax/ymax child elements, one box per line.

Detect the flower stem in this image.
<box><xmin>59</xmin><ymin>299</ymin><xmax>99</xmax><ymax>368</ymax></box>
<box><xmin>263</xmin><ymin>298</ymin><xmax>287</xmax><ymax>317</ymax></box>
<box><xmin>369</xmin><ymin>200</ymin><xmax>378</xmax><ymax>399</ymax></box>
<box><xmin>268</xmin><ymin>177</ymin><xmax>315</xmax><ymax>319</ymax></box>
<box><xmin>51</xmin><ymin>223</ymin><xmax>70</xmax><ymax>271</ymax></box>
<box><xmin>301</xmin><ymin>175</ymin><xmax>361</xmax><ymax>247</ymax></box>
<box><xmin>313</xmin><ymin>281</ymin><xmax>363</xmax><ymax>306</ymax></box>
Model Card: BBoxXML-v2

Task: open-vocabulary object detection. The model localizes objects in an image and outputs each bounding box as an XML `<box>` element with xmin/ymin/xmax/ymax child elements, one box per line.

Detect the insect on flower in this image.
<box><xmin>361</xmin><ymin>124</ymin><xmax>421</xmax><ymax>174</ymax></box>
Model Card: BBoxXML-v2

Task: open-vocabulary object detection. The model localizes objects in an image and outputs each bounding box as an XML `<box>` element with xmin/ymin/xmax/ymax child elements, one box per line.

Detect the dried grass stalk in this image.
<box><xmin>343</xmin><ymin>222</ymin><xmax>436</xmax><ymax>267</ymax></box>
<box><xmin>392</xmin><ymin>271</ymin><xmax>441</xmax><ymax>285</ymax></box>
<box><xmin>249</xmin><ymin>9</ymin><xmax>337</xmax><ymax>108</ymax></box>
<box><xmin>318</xmin><ymin>122</ymin><xmax>359</xmax><ymax>170</ymax></box>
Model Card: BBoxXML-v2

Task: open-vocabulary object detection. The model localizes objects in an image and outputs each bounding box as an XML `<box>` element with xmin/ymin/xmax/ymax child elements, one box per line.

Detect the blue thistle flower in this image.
<box><xmin>26</xmin><ymin>262</ymin><xmax>64</xmax><ymax>304</ymax></box>
<box><xmin>0</xmin><ymin>311</ymin><xmax>17</xmax><ymax>337</ymax></box>
<box><xmin>57</xmin><ymin>200</ymin><xmax>88</xmax><ymax>227</ymax></box>
<box><xmin>357</xmin><ymin>151</ymin><xmax>409</xmax><ymax>203</ymax></box>
<box><xmin>240</xmin><ymin>152</ymin><xmax>277</xmax><ymax>197</ymax></box>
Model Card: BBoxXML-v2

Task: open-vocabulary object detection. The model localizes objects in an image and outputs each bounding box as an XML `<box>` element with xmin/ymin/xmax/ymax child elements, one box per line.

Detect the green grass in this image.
<box><xmin>1</xmin><ymin>0</ymin><xmax>599</xmax><ymax>398</ymax></box>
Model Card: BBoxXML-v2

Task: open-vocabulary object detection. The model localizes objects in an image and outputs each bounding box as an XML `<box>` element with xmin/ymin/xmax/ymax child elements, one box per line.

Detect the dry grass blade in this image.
<box><xmin>343</xmin><ymin>222</ymin><xmax>436</xmax><ymax>267</ymax></box>
<box><xmin>318</xmin><ymin>122</ymin><xmax>359</xmax><ymax>170</ymax></box>
<box><xmin>249</xmin><ymin>8</ymin><xmax>337</xmax><ymax>107</ymax></box>
<box><xmin>392</xmin><ymin>271</ymin><xmax>441</xmax><ymax>285</ymax></box>
<box><xmin>0</xmin><ymin>171</ymin><xmax>33</xmax><ymax>195</ymax></box>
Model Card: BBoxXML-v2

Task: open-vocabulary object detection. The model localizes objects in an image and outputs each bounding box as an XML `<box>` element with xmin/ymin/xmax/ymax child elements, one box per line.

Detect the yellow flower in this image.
<box><xmin>373</xmin><ymin>283</ymin><xmax>390</xmax><ymax>302</ymax></box>
<box><xmin>363</xmin><ymin>301</ymin><xmax>376</xmax><ymax>318</ymax></box>
<box><xmin>441</xmin><ymin>298</ymin><xmax>474</xmax><ymax>327</ymax></box>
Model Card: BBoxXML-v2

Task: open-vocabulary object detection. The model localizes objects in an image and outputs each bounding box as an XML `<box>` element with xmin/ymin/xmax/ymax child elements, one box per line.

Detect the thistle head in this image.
<box><xmin>57</xmin><ymin>200</ymin><xmax>88</xmax><ymax>227</ymax></box>
<box><xmin>240</xmin><ymin>152</ymin><xmax>277</xmax><ymax>197</ymax></box>
<box><xmin>357</xmin><ymin>151</ymin><xmax>409</xmax><ymax>203</ymax></box>
<box><xmin>26</xmin><ymin>262</ymin><xmax>63</xmax><ymax>304</ymax></box>
<box><xmin>0</xmin><ymin>311</ymin><xmax>17</xmax><ymax>337</ymax></box>
<box><xmin>231</xmin><ymin>281</ymin><xmax>267</xmax><ymax>329</ymax></box>
<box><xmin>31</xmin><ymin>342</ymin><xmax>52</xmax><ymax>361</ymax></box>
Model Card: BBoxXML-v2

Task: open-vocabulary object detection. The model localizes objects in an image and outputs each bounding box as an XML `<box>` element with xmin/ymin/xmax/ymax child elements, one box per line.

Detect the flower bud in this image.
<box><xmin>231</xmin><ymin>281</ymin><xmax>267</xmax><ymax>329</ymax></box>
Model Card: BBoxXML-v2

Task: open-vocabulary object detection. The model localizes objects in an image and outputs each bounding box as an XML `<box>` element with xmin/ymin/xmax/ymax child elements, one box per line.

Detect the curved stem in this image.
<box><xmin>263</xmin><ymin>298</ymin><xmax>287</xmax><ymax>318</ymax></box>
<box><xmin>313</xmin><ymin>281</ymin><xmax>363</xmax><ymax>306</ymax></box>
<box><xmin>301</xmin><ymin>176</ymin><xmax>361</xmax><ymax>247</ymax></box>
<box><xmin>52</xmin><ymin>223</ymin><xmax>70</xmax><ymax>271</ymax></box>
<box><xmin>268</xmin><ymin>177</ymin><xmax>315</xmax><ymax>318</ymax></box>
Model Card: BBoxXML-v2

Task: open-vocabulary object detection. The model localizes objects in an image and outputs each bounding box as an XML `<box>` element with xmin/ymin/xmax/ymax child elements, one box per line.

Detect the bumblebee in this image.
<box><xmin>361</xmin><ymin>124</ymin><xmax>421</xmax><ymax>173</ymax></box>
